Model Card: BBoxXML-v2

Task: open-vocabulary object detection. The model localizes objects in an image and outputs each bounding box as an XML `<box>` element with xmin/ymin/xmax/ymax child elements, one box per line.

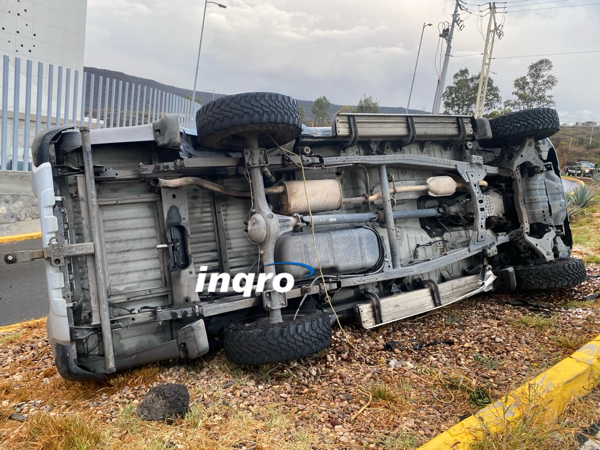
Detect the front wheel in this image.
<box><xmin>514</xmin><ymin>257</ymin><xmax>587</xmax><ymax>290</ymax></box>
<box><xmin>224</xmin><ymin>311</ymin><xmax>332</xmax><ymax>365</ymax></box>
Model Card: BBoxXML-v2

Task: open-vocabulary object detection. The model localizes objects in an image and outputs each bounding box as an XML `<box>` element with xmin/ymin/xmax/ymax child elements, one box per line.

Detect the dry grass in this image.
<box><xmin>368</xmin><ymin>383</ymin><xmax>398</xmax><ymax>402</ymax></box>
<box><xmin>509</xmin><ymin>314</ymin><xmax>556</xmax><ymax>330</ymax></box>
<box><xmin>569</xmin><ymin>194</ymin><xmax>600</xmax><ymax>263</ymax></box>
<box><xmin>16</xmin><ymin>414</ymin><xmax>106</xmax><ymax>450</ymax></box>
<box><xmin>552</xmin><ymin>333</ymin><xmax>591</xmax><ymax>352</ymax></box>
<box><xmin>0</xmin><ymin>332</ymin><xmax>23</xmax><ymax>346</ymax></box>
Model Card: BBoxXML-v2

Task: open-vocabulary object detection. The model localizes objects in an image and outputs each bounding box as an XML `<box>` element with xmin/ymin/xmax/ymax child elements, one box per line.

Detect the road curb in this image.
<box><xmin>417</xmin><ymin>334</ymin><xmax>600</xmax><ymax>449</ymax></box>
<box><xmin>0</xmin><ymin>231</ymin><xmax>42</xmax><ymax>244</ymax></box>
<box><xmin>562</xmin><ymin>175</ymin><xmax>586</xmax><ymax>187</ymax></box>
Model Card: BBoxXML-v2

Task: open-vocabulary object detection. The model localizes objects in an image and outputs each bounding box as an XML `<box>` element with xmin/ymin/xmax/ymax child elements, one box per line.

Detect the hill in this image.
<box><xmin>551</xmin><ymin>125</ymin><xmax>599</xmax><ymax>166</ymax></box>
<box><xmin>83</xmin><ymin>67</ymin><xmax>422</xmax><ymax>124</ymax></box>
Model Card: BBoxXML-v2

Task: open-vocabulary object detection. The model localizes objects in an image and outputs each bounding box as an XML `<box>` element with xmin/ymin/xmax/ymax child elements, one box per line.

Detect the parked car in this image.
<box><xmin>4</xmin><ymin>96</ymin><xmax>585</xmax><ymax>381</ymax></box>
<box><xmin>565</xmin><ymin>161</ymin><xmax>597</xmax><ymax>178</ymax></box>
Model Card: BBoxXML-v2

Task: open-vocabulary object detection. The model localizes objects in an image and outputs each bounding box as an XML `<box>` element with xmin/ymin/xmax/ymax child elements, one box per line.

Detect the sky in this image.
<box><xmin>84</xmin><ymin>0</ymin><xmax>600</xmax><ymax>123</ymax></box>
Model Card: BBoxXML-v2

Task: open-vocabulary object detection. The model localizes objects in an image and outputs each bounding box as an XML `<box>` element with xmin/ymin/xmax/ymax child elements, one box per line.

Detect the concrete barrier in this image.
<box><xmin>0</xmin><ymin>170</ymin><xmax>38</xmax><ymax>224</ymax></box>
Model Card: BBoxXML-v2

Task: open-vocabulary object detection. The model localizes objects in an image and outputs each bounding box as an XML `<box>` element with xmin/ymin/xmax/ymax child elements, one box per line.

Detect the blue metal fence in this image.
<box><xmin>0</xmin><ymin>54</ymin><xmax>199</xmax><ymax>171</ymax></box>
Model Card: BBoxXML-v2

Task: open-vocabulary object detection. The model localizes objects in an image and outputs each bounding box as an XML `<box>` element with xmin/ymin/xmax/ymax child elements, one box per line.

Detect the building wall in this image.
<box><xmin>0</xmin><ymin>0</ymin><xmax>87</xmax><ymax>70</ymax></box>
<box><xmin>0</xmin><ymin>0</ymin><xmax>87</xmax><ymax>117</ymax></box>
<box><xmin>0</xmin><ymin>0</ymin><xmax>87</xmax><ymax>223</ymax></box>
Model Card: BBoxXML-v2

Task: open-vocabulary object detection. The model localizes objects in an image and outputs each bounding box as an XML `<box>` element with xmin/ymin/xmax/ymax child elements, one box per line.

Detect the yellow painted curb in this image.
<box><xmin>417</xmin><ymin>335</ymin><xmax>600</xmax><ymax>449</ymax></box>
<box><xmin>562</xmin><ymin>175</ymin><xmax>586</xmax><ymax>187</ymax></box>
<box><xmin>0</xmin><ymin>231</ymin><xmax>42</xmax><ymax>244</ymax></box>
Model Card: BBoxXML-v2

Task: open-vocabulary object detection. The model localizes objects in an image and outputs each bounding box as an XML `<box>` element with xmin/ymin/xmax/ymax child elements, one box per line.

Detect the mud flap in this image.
<box><xmin>178</xmin><ymin>319</ymin><xmax>210</xmax><ymax>359</ymax></box>
<box><xmin>54</xmin><ymin>343</ymin><xmax>105</xmax><ymax>382</ymax></box>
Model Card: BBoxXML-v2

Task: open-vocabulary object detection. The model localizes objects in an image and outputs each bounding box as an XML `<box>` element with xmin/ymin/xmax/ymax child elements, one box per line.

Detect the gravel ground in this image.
<box><xmin>1</xmin><ymin>265</ymin><xmax>600</xmax><ymax>449</ymax></box>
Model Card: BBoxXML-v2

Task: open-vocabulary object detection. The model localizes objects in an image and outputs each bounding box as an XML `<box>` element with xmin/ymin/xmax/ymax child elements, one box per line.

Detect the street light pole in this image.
<box><xmin>406</xmin><ymin>22</ymin><xmax>432</xmax><ymax>113</ymax></box>
<box><xmin>190</xmin><ymin>0</ymin><xmax>226</xmax><ymax>115</ymax></box>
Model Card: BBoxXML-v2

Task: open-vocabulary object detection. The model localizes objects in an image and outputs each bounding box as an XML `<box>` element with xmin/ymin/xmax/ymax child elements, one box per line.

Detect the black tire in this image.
<box><xmin>514</xmin><ymin>257</ymin><xmax>587</xmax><ymax>290</ymax></box>
<box><xmin>483</xmin><ymin>108</ymin><xmax>560</xmax><ymax>147</ymax></box>
<box><xmin>224</xmin><ymin>311</ymin><xmax>332</xmax><ymax>365</ymax></box>
<box><xmin>195</xmin><ymin>92</ymin><xmax>302</xmax><ymax>151</ymax></box>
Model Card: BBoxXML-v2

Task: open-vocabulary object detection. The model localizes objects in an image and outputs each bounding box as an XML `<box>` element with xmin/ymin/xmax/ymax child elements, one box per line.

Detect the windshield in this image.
<box><xmin>580</xmin><ymin>162</ymin><xmax>595</xmax><ymax>168</ymax></box>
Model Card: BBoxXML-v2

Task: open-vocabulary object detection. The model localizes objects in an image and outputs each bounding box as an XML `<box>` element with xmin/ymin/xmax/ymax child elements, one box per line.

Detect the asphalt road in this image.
<box><xmin>0</xmin><ymin>239</ymin><xmax>48</xmax><ymax>327</ymax></box>
<box><xmin>562</xmin><ymin>177</ymin><xmax>583</xmax><ymax>194</ymax></box>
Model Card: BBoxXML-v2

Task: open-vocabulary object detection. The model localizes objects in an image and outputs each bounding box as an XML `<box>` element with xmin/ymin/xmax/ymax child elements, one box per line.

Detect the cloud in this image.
<box><xmin>83</xmin><ymin>0</ymin><xmax>600</xmax><ymax>118</ymax></box>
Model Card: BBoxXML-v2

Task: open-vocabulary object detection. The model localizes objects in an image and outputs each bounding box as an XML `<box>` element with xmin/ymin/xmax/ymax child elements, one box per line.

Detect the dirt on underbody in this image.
<box><xmin>1</xmin><ymin>264</ymin><xmax>600</xmax><ymax>450</ymax></box>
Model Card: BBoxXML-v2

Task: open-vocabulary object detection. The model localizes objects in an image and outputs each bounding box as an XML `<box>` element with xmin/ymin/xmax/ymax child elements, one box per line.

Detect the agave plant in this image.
<box><xmin>566</xmin><ymin>185</ymin><xmax>596</xmax><ymax>217</ymax></box>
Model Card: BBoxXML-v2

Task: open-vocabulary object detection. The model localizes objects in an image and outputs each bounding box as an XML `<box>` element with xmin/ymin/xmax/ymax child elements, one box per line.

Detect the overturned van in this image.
<box><xmin>4</xmin><ymin>92</ymin><xmax>585</xmax><ymax>380</ymax></box>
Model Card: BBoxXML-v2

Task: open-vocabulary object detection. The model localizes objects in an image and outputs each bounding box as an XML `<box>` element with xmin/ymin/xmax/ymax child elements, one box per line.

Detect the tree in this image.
<box><xmin>337</xmin><ymin>105</ymin><xmax>354</xmax><ymax>114</ymax></box>
<box><xmin>355</xmin><ymin>95</ymin><xmax>380</xmax><ymax>113</ymax></box>
<box><xmin>483</xmin><ymin>102</ymin><xmax>513</xmax><ymax>119</ymax></box>
<box><xmin>442</xmin><ymin>68</ymin><xmax>502</xmax><ymax>115</ymax></box>
<box><xmin>185</xmin><ymin>94</ymin><xmax>202</xmax><ymax>104</ymax></box>
<box><xmin>298</xmin><ymin>105</ymin><xmax>306</xmax><ymax>122</ymax></box>
<box><xmin>505</xmin><ymin>59</ymin><xmax>558</xmax><ymax>110</ymax></box>
<box><xmin>311</xmin><ymin>96</ymin><xmax>331</xmax><ymax>126</ymax></box>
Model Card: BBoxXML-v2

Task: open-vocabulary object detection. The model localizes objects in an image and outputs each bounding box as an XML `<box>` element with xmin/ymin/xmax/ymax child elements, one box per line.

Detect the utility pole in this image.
<box><xmin>474</xmin><ymin>3</ymin><xmax>502</xmax><ymax>118</ymax></box>
<box><xmin>432</xmin><ymin>0</ymin><xmax>461</xmax><ymax>114</ymax></box>
<box><xmin>590</xmin><ymin>124</ymin><xmax>596</xmax><ymax>146</ymax></box>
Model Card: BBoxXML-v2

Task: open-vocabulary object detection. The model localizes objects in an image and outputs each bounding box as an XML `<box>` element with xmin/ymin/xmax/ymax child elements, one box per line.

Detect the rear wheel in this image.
<box><xmin>195</xmin><ymin>92</ymin><xmax>302</xmax><ymax>151</ymax></box>
<box><xmin>224</xmin><ymin>311</ymin><xmax>332</xmax><ymax>365</ymax></box>
<box><xmin>483</xmin><ymin>108</ymin><xmax>560</xmax><ymax>147</ymax></box>
<box><xmin>514</xmin><ymin>257</ymin><xmax>586</xmax><ymax>290</ymax></box>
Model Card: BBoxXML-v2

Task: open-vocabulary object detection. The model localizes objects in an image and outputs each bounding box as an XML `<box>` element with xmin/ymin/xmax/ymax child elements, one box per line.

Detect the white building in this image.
<box><xmin>0</xmin><ymin>0</ymin><xmax>87</xmax><ymax>73</ymax></box>
<box><xmin>0</xmin><ymin>0</ymin><xmax>88</xmax><ymax>167</ymax></box>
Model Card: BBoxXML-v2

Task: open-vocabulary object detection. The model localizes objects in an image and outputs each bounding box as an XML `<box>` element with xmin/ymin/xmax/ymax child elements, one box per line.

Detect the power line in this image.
<box><xmin>507</xmin><ymin>1</ymin><xmax>600</xmax><ymax>11</ymax></box>
<box><xmin>493</xmin><ymin>49</ymin><xmax>600</xmax><ymax>58</ymax></box>
<box><xmin>495</xmin><ymin>0</ymin><xmax>567</xmax><ymax>4</ymax></box>
<box><xmin>451</xmin><ymin>49</ymin><xmax>600</xmax><ymax>59</ymax></box>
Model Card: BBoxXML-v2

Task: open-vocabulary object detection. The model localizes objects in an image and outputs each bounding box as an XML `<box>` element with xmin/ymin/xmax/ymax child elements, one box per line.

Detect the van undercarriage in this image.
<box><xmin>4</xmin><ymin>93</ymin><xmax>585</xmax><ymax>380</ymax></box>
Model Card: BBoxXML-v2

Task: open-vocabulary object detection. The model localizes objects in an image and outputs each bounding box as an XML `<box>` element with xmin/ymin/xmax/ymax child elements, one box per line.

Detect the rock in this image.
<box><xmin>384</xmin><ymin>341</ymin><xmax>401</xmax><ymax>351</ymax></box>
<box><xmin>8</xmin><ymin>414</ymin><xmax>27</xmax><ymax>422</ymax></box>
<box><xmin>135</xmin><ymin>383</ymin><xmax>189</xmax><ymax>421</ymax></box>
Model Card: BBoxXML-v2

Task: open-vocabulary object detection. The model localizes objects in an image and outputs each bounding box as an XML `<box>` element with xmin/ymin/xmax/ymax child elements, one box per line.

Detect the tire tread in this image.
<box><xmin>514</xmin><ymin>257</ymin><xmax>586</xmax><ymax>290</ymax></box>
<box><xmin>483</xmin><ymin>108</ymin><xmax>560</xmax><ymax>147</ymax></box>
<box><xmin>196</xmin><ymin>92</ymin><xmax>302</xmax><ymax>150</ymax></box>
<box><xmin>224</xmin><ymin>312</ymin><xmax>332</xmax><ymax>365</ymax></box>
